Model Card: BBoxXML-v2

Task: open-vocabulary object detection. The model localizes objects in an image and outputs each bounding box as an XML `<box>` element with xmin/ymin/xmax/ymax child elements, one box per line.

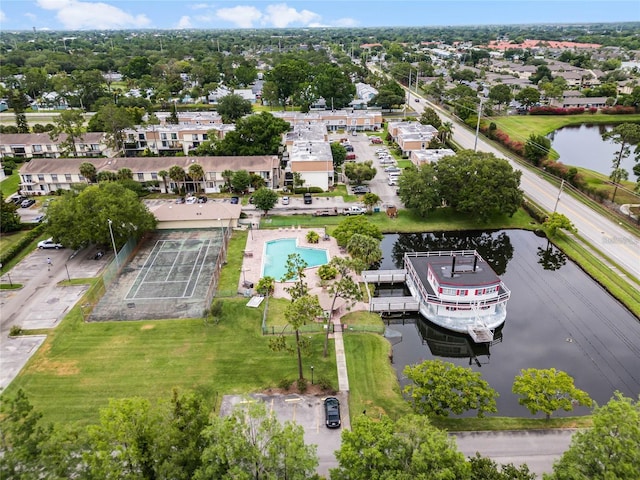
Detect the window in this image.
<box><xmin>161</xmin><ymin>133</ymin><xmax>167</xmax><ymax>140</ymax></box>
<box><xmin>90</xmin><ymin>144</ymin><xmax>100</xmax><ymax>151</ymax></box>
<box><xmin>51</xmin><ymin>174</ymin><xmax>58</xmax><ymax>181</ymax></box>
<box><xmin>38</xmin><ymin>174</ymin><xmax>45</xmax><ymax>181</ymax></box>
<box><xmin>151</xmin><ymin>172</ymin><xmax>158</xmax><ymax>180</ymax></box>
<box><xmin>46</xmin><ymin>145</ymin><xmax>53</xmax><ymax>151</ymax></box>
<box><xmin>203</xmin><ymin>134</ymin><xmax>208</xmax><ymax>140</ymax></box>
<box><xmin>137</xmin><ymin>173</ymin><xmax>144</xmax><ymax>180</ymax></box>
<box><xmin>139</xmin><ymin>133</ymin><xmax>145</xmax><ymax>140</ymax></box>
<box><xmin>171</xmin><ymin>133</ymin><xmax>177</xmax><ymax>140</ymax></box>
<box><xmin>192</xmin><ymin>134</ymin><xmax>198</xmax><ymax>141</ymax></box>
<box><xmin>65</xmin><ymin>174</ymin><xmax>72</xmax><ymax>182</ymax></box>
<box><xmin>33</xmin><ymin>144</ymin><xmax>42</xmax><ymax>152</ymax></box>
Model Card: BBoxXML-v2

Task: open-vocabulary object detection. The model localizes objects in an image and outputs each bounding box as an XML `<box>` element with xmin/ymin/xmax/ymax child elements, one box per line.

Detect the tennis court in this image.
<box><xmin>89</xmin><ymin>229</ymin><xmax>229</xmax><ymax>321</ymax></box>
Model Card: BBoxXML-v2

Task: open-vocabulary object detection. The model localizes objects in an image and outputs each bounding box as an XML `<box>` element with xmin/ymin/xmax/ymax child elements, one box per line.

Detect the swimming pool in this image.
<box><xmin>262</xmin><ymin>238</ymin><xmax>329</xmax><ymax>281</ymax></box>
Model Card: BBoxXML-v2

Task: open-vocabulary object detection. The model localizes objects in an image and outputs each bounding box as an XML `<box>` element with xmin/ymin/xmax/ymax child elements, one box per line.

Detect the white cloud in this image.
<box><xmin>333</xmin><ymin>17</ymin><xmax>358</xmax><ymax>28</ymax></box>
<box><xmin>0</xmin><ymin>10</ymin><xmax>6</xmax><ymax>22</ymax></box>
<box><xmin>216</xmin><ymin>5</ymin><xmax>262</xmax><ymax>28</ymax></box>
<box><xmin>191</xmin><ymin>3</ymin><xmax>210</xmax><ymax>10</ymax></box>
<box><xmin>176</xmin><ymin>15</ymin><xmax>192</xmax><ymax>28</ymax></box>
<box><xmin>36</xmin><ymin>0</ymin><xmax>151</xmax><ymax>29</ymax></box>
<box><xmin>262</xmin><ymin>3</ymin><xmax>320</xmax><ymax>28</ymax></box>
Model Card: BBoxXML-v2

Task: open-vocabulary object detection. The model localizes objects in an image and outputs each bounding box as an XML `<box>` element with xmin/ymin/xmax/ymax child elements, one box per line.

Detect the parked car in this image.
<box><xmin>303</xmin><ymin>193</ymin><xmax>312</xmax><ymax>204</ymax></box>
<box><xmin>370</xmin><ymin>137</ymin><xmax>383</xmax><ymax>144</ymax></box>
<box><xmin>197</xmin><ymin>196</ymin><xmax>208</xmax><ymax>203</ymax></box>
<box><xmin>34</xmin><ymin>214</ymin><xmax>46</xmax><ymax>223</ymax></box>
<box><xmin>38</xmin><ymin>238</ymin><xmax>63</xmax><ymax>249</ymax></box>
<box><xmin>21</xmin><ymin>198</ymin><xmax>36</xmax><ymax>208</ymax></box>
<box><xmin>175</xmin><ymin>197</ymin><xmax>185</xmax><ymax>204</ymax></box>
<box><xmin>351</xmin><ymin>186</ymin><xmax>370</xmax><ymax>194</ymax></box>
<box><xmin>324</xmin><ymin>397</ymin><xmax>341</xmax><ymax>428</ymax></box>
<box><xmin>346</xmin><ymin>153</ymin><xmax>356</xmax><ymax>161</ymax></box>
<box><xmin>385</xmin><ymin>166</ymin><xmax>401</xmax><ymax>173</ymax></box>
<box><xmin>11</xmin><ymin>196</ymin><xmax>27</xmax><ymax>205</ymax></box>
<box><xmin>282</xmin><ymin>196</ymin><xmax>290</xmax><ymax>205</ymax></box>
<box><xmin>388</xmin><ymin>178</ymin><xmax>398</xmax><ymax>186</ymax></box>
<box><xmin>185</xmin><ymin>196</ymin><xmax>197</xmax><ymax>204</ymax></box>
<box><xmin>230</xmin><ymin>196</ymin><xmax>240</xmax><ymax>204</ymax></box>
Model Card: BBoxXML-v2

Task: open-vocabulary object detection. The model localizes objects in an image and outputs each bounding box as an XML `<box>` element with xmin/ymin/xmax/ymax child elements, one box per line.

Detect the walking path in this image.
<box><xmin>239</xmin><ymin>224</ymin><xmax>364</xmax><ymax>393</ymax></box>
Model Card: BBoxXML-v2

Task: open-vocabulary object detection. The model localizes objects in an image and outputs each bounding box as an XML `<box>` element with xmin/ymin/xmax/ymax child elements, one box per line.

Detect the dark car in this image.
<box><xmin>303</xmin><ymin>193</ymin><xmax>312</xmax><ymax>204</ymax></box>
<box><xmin>352</xmin><ymin>186</ymin><xmax>370</xmax><ymax>194</ymax></box>
<box><xmin>230</xmin><ymin>196</ymin><xmax>240</xmax><ymax>204</ymax></box>
<box><xmin>11</xmin><ymin>196</ymin><xmax>27</xmax><ymax>205</ymax></box>
<box><xmin>324</xmin><ymin>397</ymin><xmax>341</xmax><ymax>428</ymax></box>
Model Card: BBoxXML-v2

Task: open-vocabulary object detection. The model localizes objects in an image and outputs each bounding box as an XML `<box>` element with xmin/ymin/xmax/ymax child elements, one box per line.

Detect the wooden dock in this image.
<box><xmin>370</xmin><ymin>296</ymin><xmax>419</xmax><ymax>313</ymax></box>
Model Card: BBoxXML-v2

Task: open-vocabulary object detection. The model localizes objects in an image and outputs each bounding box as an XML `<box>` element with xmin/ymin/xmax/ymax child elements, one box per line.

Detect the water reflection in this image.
<box><xmin>390</xmin><ymin>230</ymin><xmax>514</xmax><ymax>275</ymax></box>
<box><xmin>536</xmin><ymin>240</ymin><xmax>568</xmax><ymax>271</ymax></box>
<box><xmin>381</xmin><ymin>229</ymin><xmax>640</xmax><ymax>417</ymax></box>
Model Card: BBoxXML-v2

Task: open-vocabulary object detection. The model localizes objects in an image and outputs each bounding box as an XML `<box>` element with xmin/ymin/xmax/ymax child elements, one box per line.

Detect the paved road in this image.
<box><xmin>410</xmin><ymin>96</ymin><xmax>640</xmax><ymax>282</ymax></box>
<box><xmin>453</xmin><ymin>429</ymin><xmax>577</xmax><ymax>477</ymax></box>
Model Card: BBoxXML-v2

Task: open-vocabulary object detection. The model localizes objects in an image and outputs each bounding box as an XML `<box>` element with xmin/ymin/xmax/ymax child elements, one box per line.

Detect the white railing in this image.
<box><xmin>404</xmin><ymin>249</ymin><xmax>479</xmax><ymax>259</ymax></box>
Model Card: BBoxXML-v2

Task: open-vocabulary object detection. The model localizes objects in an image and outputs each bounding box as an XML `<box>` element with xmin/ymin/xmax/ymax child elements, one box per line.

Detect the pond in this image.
<box><xmin>547</xmin><ymin>123</ymin><xmax>638</xmax><ymax>181</ymax></box>
<box><xmin>377</xmin><ymin>230</ymin><xmax>640</xmax><ymax>417</ymax></box>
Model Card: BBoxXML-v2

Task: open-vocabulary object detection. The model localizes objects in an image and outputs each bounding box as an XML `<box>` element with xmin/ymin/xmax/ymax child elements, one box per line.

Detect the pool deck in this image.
<box><xmin>239</xmin><ymin>226</ymin><xmax>370</xmax><ymax>393</ymax></box>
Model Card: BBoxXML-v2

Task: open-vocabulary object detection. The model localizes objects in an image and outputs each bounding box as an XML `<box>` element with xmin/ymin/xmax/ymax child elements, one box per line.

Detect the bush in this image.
<box><xmin>296</xmin><ymin>378</ymin><xmax>308</xmax><ymax>393</ymax></box>
<box><xmin>306</xmin><ymin>231</ymin><xmax>320</xmax><ymax>244</ymax></box>
<box><xmin>278</xmin><ymin>378</ymin><xmax>294</xmax><ymax>390</ymax></box>
<box><xmin>293</xmin><ymin>187</ymin><xmax>324</xmax><ymax>194</ymax></box>
<box><xmin>316</xmin><ymin>377</ymin><xmax>336</xmax><ymax>393</ymax></box>
<box><xmin>0</xmin><ymin>224</ymin><xmax>46</xmax><ymax>266</ymax></box>
<box><xmin>9</xmin><ymin>325</ymin><xmax>23</xmax><ymax>336</ymax></box>
<box><xmin>601</xmin><ymin>106</ymin><xmax>636</xmax><ymax>115</ymax></box>
<box><xmin>317</xmin><ymin>264</ymin><xmax>338</xmax><ymax>280</ymax></box>
<box><xmin>529</xmin><ymin>106</ymin><xmax>585</xmax><ymax>115</ymax></box>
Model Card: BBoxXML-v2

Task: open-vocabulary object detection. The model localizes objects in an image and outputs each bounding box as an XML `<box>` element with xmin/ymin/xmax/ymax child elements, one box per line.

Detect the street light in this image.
<box><xmin>107</xmin><ymin>219</ymin><xmax>119</xmax><ymax>268</ymax></box>
<box><xmin>310</xmin><ymin>365</ymin><xmax>314</xmax><ymax>385</ymax></box>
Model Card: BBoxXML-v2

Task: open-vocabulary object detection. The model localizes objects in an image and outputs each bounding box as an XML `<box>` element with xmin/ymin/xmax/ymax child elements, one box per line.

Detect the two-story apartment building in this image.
<box><xmin>0</xmin><ymin>132</ymin><xmax>108</xmax><ymax>159</ymax></box>
<box><xmin>123</xmin><ymin>124</ymin><xmax>235</xmax><ymax>157</ymax></box>
<box><xmin>410</xmin><ymin>149</ymin><xmax>456</xmax><ymax>167</ymax></box>
<box><xmin>18</xmin><ymin>156</ymin><xmax>280</xmax><ymax>196</ymax></box>
<box><xmin>272</xmin><ymin>110</ymin><xmax>383</xmax><ymax>132</ymax></box>
<box><xmin>387</xmin><ymin>121</ymin><xmax>439</xmax><ymax>156</ymax></box>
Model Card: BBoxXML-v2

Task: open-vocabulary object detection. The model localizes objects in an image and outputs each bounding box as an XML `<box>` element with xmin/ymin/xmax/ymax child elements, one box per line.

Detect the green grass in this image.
<box><xmin>5</xmin><ymin>296</ymin><xmax>338</xmax><ymax>426</ymax></box>
<box><xmin>216</xmin><ymin>230</ymin><xmax>248</xmax><ymax>294</ymax></box>
<box><xmin>0</xmin><ymin>283</ymin><xmax>22</xmax><ymax>289</ymax></box>
<box><xmin>1</xmin><ymin>172</ymin><xmax>20</xmax><ymax>197</ymax></box>
<box><xmin>487</xmin><ymin>113</ymin><xmax>640</xmax><ymax>150</ymax></box>
<box><xmin>344</xmin><ymin>333</ymin><xmax>411</xmax><ymax>420</ymax></box>
<box><xmin>0</xmin><ymin>229</ymin><xmax>30</xmax><ymax>255</ymax></box>
<box><xmin>262</xmin><ymin>207</ymin><xmax>538</xmax><ymax>233</ymax></box>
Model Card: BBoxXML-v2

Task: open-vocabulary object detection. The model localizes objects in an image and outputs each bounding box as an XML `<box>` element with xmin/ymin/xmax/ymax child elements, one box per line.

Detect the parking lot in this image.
<box><xmin>221</xmin><ymin>392</ymin><xmax>350</xmax><ymax>477</ymax></box>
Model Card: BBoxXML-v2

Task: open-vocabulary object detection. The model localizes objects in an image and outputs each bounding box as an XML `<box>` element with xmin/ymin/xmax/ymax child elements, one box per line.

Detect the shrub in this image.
<box><xmin>0</xmin><ymin>224</ymin><xmax>46</xmax><ymax>266</ymax></box>
<box><xmin>278</xmin><ymin>378</ymin><xmax>294</xmax><ymax>390</ymax></box>
<box><xmin>9</xmin><ymin>325</ymin><xmax>23</xmax><ymax>336</ymax></box>
<box><xmin>296</xmin><ymin>378</ymin><xmax>308</xmax><ymax>393</ymax></box>
<box><xmin>306</xmin><ymin>231</ymin><xmax>320</xmax><ymax>244</ymax></box>
<box><xmin>317</xmin><ymin>264</ymin><xmax>338</xmax><ymax>281</ymax></box>
<box><xmin>601</xmin><ymin>106</ymin><xmax>636</xmax><ymax>115</ymax></box>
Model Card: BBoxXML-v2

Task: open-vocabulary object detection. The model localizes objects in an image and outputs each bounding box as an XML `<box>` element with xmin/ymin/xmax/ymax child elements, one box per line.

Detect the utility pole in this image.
<box><xmin>553</xmin><ymin>179</ymin><xmax>565</xmax><ymax>213</ymax></box>
<box><xmin>474</xmin><ymin>97</ymin><xmax>485</xmax><ymax>152</ymax></box>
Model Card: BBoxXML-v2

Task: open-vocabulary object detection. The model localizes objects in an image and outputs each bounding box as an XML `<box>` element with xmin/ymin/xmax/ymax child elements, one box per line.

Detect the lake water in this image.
<box><xmin>547</xmin><ymin>124</ymin><xmax>638</xmax><ymax>181</ymax></box>
<box><xmin>377</xmin><ymin>230</ymin><xmax>640</xmax><ymax>417</ymax></box>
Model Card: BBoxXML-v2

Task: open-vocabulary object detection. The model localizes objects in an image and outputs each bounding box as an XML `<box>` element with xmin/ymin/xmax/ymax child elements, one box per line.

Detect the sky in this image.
<box><xmin>0</xmin><ymin>0</ymin><xmax>638</xmax><ymax>31</ymax></box>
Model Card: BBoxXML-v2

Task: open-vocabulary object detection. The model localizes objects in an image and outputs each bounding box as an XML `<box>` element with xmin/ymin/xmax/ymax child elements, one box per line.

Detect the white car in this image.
<box><xmin>38</xmin><ymin>238</ymin><xmax>63</xmax><ymax>249</ymax></box>
<box><xmin>385</xmin><ymin>166</ymin><xmax>401</xmax><ymax>173</ymax></box>
<box><xmin>282</xmin><ymin>196</ymin><xmax>290</xmax><ymax>205</ymax></box>
<box><xmin>185</xmin><ymin>196</ymin><xmax>197</xmax><ymax>204</ymax></box>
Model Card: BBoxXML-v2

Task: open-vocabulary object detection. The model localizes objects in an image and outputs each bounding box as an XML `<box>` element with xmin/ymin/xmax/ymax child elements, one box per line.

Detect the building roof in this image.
<box><xmin>406</xmin><ymin>253</ymin><xmax>500</xmax><ymax>288</ymax></box>
<box><xmin>291</xmin><ymin>160</ymin><xmax>333</xmax><ymax>172</ymax></box>
<box><xmin>19</xmin><ymin>155</ymin><xmax>279</xmax><ymax>175</ymax></box>
<box><xmin>1</xmin><ymin>132</ymin><xmax>105</xmax><ymax>145</ymax></box>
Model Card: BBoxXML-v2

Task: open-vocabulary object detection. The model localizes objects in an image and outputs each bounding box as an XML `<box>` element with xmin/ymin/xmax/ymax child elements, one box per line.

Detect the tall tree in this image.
<box><xmin>88</xmin><ymin>104</ymin><xmax>134</xmax><ymax>157</ymax></box>
<box><xmin>523</xmin><ymin>133</ymin><xmax>551</xmax><ymax>166</ymax></box>
<box><xmin>215</xmin><ymin>93</ymin><xmax>252</xmax><ymax>123</ymax></box>
<box><xmin>158</xmin><ymin>169</ymin><xmax>169</xmax><ymax>193</ymax></box>
<box><xmin>187</xmin><ymin>163</ymin><xmax>205</xmax><ymax>193</ymax></box>
<box><xmin>488</xmin><ymin>84</ymin><xmax>513</xmax><ymax>113</ymax></box>
<box><xmin>512</xmin><ymin>368</ymin><xmax>592</xmax><ymax>420</ymax></box>
<box><xmin>269</xmin><ymin>294</ymin><xmax>322</xmax><ymax>381</ymax></box>
<box><xmin>252</xmin><ymin>187</ymin><xmax>279</xmax><ymax>216</ymax></box>
<box><xmin>45</xmin><ymin>182</ymin><xmax>157</xmax><ymax>249</ymax></box>
<box><xmin>7</xmin><ymin>89</ymin><xmax>30</xmax><ymax>133</ymax></box>
<box><xmin>332</xmin><ymin>216</ymin><xmax>383</xmax><ymax>247</ymax></box>
<box><xmin>0</xmin><ymin>192</ymin><xmax>22</xmax><ymax>233</ymax></box>
<box><xmin>330</xmin><ymin>142</ymin><xmax>347</xmax><ymax>170</ymax></box>
<box><xmin>514</xmin><ymin>87</ymin><xmax>541</xmax><ymax>110</ymax></box>
<box><xmin>313</xmin><ymin>64</ymin><xmax>356</xmax><ymax>109</ymax></box>
<box><xmin>601</xmin><ymin>123</ymin><xmax>640</xmax><ymax>200</ymax></box>
<box><xmin>196</xmin><ymin>401</ymin><xmax>317</xmax><ymax>479</ymax></box>
<box><xmin>331</xmin><ymin>414</ymin><xmax>470</xmax><ymax>480</ymax></box>
<box><xmin>168</xmin><ymin>165</ymin><xmax>187</xmax><ymax>194</ymax></box>
<box><xmin>79</xmin><ymin>162</ymin><xmax>97</xmax><ymax>183</ymax></box>
<box><xmin>397</xmin><ymin>163</ymin><xmax>441</xmax><ymax>217</ymax></box>
<box><xmin>215</xmin><ymin>112</ymin><xmax>289</xmax><ymax>156</ymax></box>
<box><xmin>281</xmin><ymin>253</ymin><xmax>309</xmax><ymax>299</ymax></box>
<box><xmin>547</xmin><ymin>392</ymin><xmax>640</xmax><ymax>480</ymax></box>
<box><xmin>419</xmin><ymin>107</ymin><xmax>442</xmax><ymax>129</ymax></box>
<box><xmin>404</xmin><ymin>359</ymin><xmax>499</xmax><ymax>418</ymax></box>
<box><xmin>49</xmin><ymin>110</ymin><xmax>85</xmax><ymax>158</ymax></box>
<box><xmin>346</xmin><ymin>233</ymin><xmax>383</xmax><ymax>273</ymax></box>
<box><xmin>230</xmin><ymin>169</ymin><xmax>251</xmax><ymax>194</ymax></box>
<box><xmin>265</xmin><ymin>59</ymin><xmax>310</xmax><ymax>110</ymax></box>
<box><xmin>344</xmin><ymin>161</ymin><xmax>377</xmax><ymax>185</ymax></box>
<box><xmin>322</xmin><ymin>257</ymin><xmax>363</xmax><ymax>357</ymax></box>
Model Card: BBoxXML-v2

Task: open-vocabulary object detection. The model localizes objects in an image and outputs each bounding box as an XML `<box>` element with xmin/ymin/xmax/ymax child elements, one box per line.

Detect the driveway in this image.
<box><xmin>0</xmin><ymin>246</ymin><xmax>111</xmax><ymax>390</ymax></box>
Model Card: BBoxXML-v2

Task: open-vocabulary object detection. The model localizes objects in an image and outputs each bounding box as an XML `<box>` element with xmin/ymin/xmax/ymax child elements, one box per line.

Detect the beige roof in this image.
<box><xmin>1</xmin><ymin>132</ymin><xmax>105</xmax><ymax>145</ymax></box>
<box><xmin>291</xmin><ymin>160</ymin><xmax>333</xmax><ymax>172</ymax></box>
<box><xmin>19</xmin><ymin>155</ymin><xmax>279</xmax><ymax>175</ymax></box>
<box><xmin>148</xmin><ymin>201</ymin><xmax>242</xmax><ymax>222</ymax></box>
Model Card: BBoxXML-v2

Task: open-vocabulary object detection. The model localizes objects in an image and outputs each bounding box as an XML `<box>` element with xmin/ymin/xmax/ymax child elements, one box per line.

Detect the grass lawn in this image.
<box><xmin>343</xmin><ymin>333</ymin><xmax>411</xmax><ymax>420</ymax></box>
<box><xmin>0</xmin><ymin>229</ymin><xmax>30</xmax><ymax>255</ymax></box>
<box><xmin>487</xmin><ymin>113</ymin><xmax>640</xmax><ymax>151</ymax></box>
<box><xmin>262</xmin><ymin>207</ymin><xmax>538</xmax><ymax>233</ymax></box>
<box><xmin>1</xmin><ymin>172</ymin><xmax>20</xmax><ymax>197</ymax></box>
<box><xmin>5</xmin><ymin>295</ymin><xmax>338</xmax><ymax>426</ymax></box>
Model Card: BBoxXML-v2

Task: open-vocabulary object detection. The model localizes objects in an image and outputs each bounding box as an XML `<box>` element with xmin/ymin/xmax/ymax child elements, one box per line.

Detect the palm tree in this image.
<box><xmin>221</xmin><ymin>169</ymin><xmax>234</xmax><ymax>192</ymax></box>
<box><xmin>188</xmin><ymin>163</ymin><xmax>205</xmax><ymax>193</ymax></box>
<box><xmin>158</xmin><ymin>170</ymin><xmax>169</xmax><ymax>193</ymax></box>
<box><xmin>168</xmin><ymin>165</ymin><xmax>186</xmax><ymax>195</ymax></box>
<box><xmin>79</xmin><ymin>162</ymin><xmax>97</xmax><ymax>184</ymax></box>
<box><xmin>438</xmin><ymin>121</ymin><xmax>454</xmax><ymax>144</ymax></box>
<box><xmin>117</xmin><ymin>168</ymin><xmax>133</xmax><ymax>180</ymax></box>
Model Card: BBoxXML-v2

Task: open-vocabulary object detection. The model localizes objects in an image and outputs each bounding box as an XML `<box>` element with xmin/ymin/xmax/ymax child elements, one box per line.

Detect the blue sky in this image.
<box><xmin>0</xmin><ymin>1</ymin><xmax>638</xmax><ymax>31</ymax></box>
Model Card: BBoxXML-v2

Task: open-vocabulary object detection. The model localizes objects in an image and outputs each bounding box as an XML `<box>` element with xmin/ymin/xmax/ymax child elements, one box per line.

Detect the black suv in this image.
<box><xmin>324</xmin><ymin>397</ymin><xmax>341</xmax><ymax>428</ymax></box>
<box><xmin>303</xmin><ymin>193</ymin><xmax>312</xmax><ymax>204</ymax></box>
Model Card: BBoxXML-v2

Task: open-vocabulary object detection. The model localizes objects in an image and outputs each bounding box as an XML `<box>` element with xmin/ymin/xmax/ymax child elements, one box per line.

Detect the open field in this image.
<box><xmin>1</xmin><ymin>173</ymin><xmax>20</xmax><ymax>197</ymax></box>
